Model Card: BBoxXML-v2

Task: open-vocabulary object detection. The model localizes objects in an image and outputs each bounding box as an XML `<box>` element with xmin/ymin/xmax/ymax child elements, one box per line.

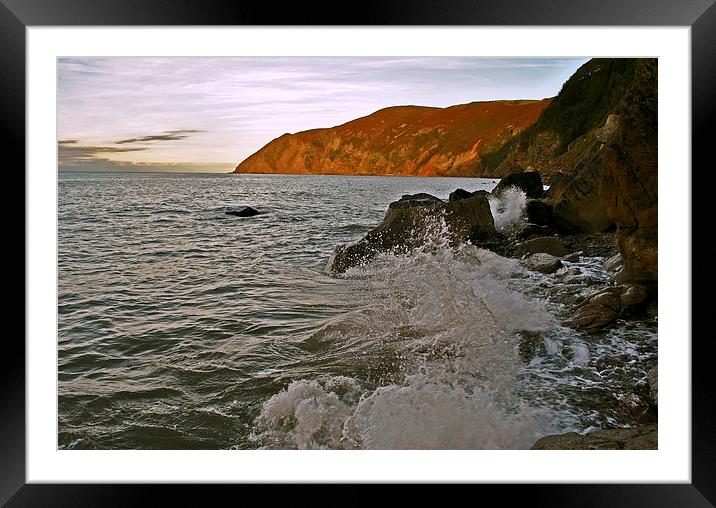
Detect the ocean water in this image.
<box><xmin>58</xmin><ymin>172</ymin><xmax>657</xmax><ymax>449</ymax></box>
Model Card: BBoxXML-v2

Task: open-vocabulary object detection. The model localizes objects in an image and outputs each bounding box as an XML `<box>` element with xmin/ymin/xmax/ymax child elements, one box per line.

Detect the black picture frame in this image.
<box><xmin>6</xmin><ymin>0</ymin><xmax>714</xmax><ymax>503</ymax></box>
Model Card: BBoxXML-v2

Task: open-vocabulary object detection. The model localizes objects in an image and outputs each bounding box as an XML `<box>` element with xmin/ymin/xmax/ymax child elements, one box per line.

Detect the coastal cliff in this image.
<box><xmin>234</xmin><ymin>100</ymin><xmax>550</xmax><ymax>177</ymax></box>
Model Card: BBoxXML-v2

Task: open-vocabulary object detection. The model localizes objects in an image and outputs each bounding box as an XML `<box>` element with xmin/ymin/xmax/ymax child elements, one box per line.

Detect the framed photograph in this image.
<box><xmin>9</xmin><ymin>0</ymin><xmax>714</xmax><ymax>502</ymax></box>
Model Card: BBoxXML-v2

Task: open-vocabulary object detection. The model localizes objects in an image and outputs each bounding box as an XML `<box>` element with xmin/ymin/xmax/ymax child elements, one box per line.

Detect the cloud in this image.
<box><xmin>58</xmin><ymin>140</ymin><xmax>148</xmax><ymax>166</ymax></box>
<box><xmin>114</xmin><ymin>129</ymin><xmax>205</xmax><ymax>145</ymax></box>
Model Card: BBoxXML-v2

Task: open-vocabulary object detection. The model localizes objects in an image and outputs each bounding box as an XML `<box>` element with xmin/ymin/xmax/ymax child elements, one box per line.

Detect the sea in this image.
<box><xmin>58</xmin><ymin>172</ymin><xmax>657</xmax><ymax>449</ymax></box>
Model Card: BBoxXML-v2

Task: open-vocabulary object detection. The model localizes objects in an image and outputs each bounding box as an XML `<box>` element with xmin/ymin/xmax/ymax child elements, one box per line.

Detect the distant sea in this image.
<box><xmin>58</xmin><ymin>172</ymin><xmax>656</xmax><ymax>449</ymax></box>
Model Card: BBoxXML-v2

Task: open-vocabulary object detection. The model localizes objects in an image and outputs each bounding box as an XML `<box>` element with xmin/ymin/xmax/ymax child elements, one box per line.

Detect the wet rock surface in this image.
<box><xmin>492</xmin><ymin>170</ymin><xmax>544</xmax><ymax>199</ymax></box>
<box><xmin>514</xmin><ymin>236</ymin><xmax>568</xmax><ymax>258</ymax></box>
<box><xmin>226</xmin><ymin>206</ymin><xmax>261</xmax><ymax>217</ymax></box>
<box><xmin>329</xmin><ymin>192</ymin><xmax>496</xmax><ymax>273</ymax></box>
<box><xmin>521</xmin><ymin>253</ymin><xmax>563</xmax><ymax>274</ymax></box>
<box><xmin>531</xmin><ymin>424</ymin><xmax>657</xmax><ymax>450</ymax></box>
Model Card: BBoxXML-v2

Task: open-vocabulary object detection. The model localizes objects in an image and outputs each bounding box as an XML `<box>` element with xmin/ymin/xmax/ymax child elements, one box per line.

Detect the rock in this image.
<box><xmin>562</xmin><ymin>251</ymin><xmax>582</xmax><ymax>262</ymax></box>
<box><xmin>388</xmin><ymin>193</ymin><xmax>443</xmax><ymax>211</ymax></box>
<box><xmin>226</xmin><ymin>206</ymin><xmax>260</xmax><ymax>217</ymax></box>
<box><xmin>449</xmin><ymin>189</ymin><xmax>489</xmax><ymax>202</ymax></box>
<box><xmin>492</xmin><ymin>171</ymin><xmax>544</xmax><ymax>199</ymax></box>
<box><xmin>525</xmin><ymin>199</ymin><xmax>554</xmax><ymax>226</ymax></box>
<box><xmin>553</xmin><ymin>161</ymin><xmax>614</xmax><ymax>233</ymax></box>
<box><xmin>619</xmin><ymin>284</ymin><xmax>649</xmax><ymax>314</ymax></box>
<box><xmin>603</xmin><ymin>253</ymin><xmax>624</xmax><ymax>274</ymax></box>
<box><xmin>521</xmin><ymin>253</ymin><xmax>562</xmax><ymax>274</ymax></box>
<box><xmin>615</xmin><ymin>392</ymin><xmax>656</xmax><ymax>423</ymax></box>
<box><xmin>565</xmin><ymin>287</ymin><xmax>621</xmax><ymax>331</ymax></box>
<box><xmin>544</xmin><ymin>172</ymin><xmax>573</xmax><ymax>203</ymax></box>
<box><xmin>600</xmin><ymin>61</ymin><xmax>658</xmax><ymax>284</ymax></box>
<box><xmin>329</xmin><ymin>193</ymin><xmax>496</xmax><ymax>273</ymax></box>
<box><xmin>531</xmin><ymin>424</ymin><xmax>657</xmax><ymax>450</ymax></box>
<box><xmin>596</xmin><ymin>113</ymin><xmax>622</xmax><ymax>144</ymax></box>
<box><xmin>555</xmin><ymin>266</ymin><xmax>582</xmax><ymax>278</ymax></box>
<box><xmin>514</xmin><ymin>236</ymin><xmax>568</xmax><ymax>257</ymax></box>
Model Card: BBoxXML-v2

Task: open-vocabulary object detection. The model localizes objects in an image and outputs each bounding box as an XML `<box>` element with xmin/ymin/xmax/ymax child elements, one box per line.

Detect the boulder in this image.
<box><xmin>553</xmin><ymin>161</ymin><xmax>614</xmax><ymax>233</ymax></box>
<box><xmin>387</xmin><ymin>193</ymin><xmax>443</xmax><ymax>212</ymax></box>
<box><xmin>514</xmin><ymin>236</ymin><xmax>568</xmax><ymax>258</ymax></box>
<box><xmin>531</xmin><ymin>424</ymin><xmax>657</xmax><ymax>450</ymax></box>
<box><xmin>449</xmin><ymin>188</ymin><xmax>489</xmax><ymax>202</ymax></box>
<box><xmin>492</xmin><ymin>170</ymin><xmax>544</xmax><ymax>199</ymax></box>
<box><xmin>329</xmin><ymin>193</ymin><xmax>496</xmax><ymax>273</ymax></box>
<box><xmin>618</xmin><ymin>284</ymin><xmax>649</xmax><ymax>314</ymax></box>
<box><xmin>521</xmin><ymin>253</ymin><xmax>562</xmax><ymax>274</ymax></box>
<box><xmin>562</xmin><ymin>251</ymin><xmax>582</xmax><ymax>263</ymax></box>
<box><xmin>565</xmin><ymin>286</ymin><xmax>621</xmax><ymax>331</ymax></box>
<box><xmin>525</xmin><ymin>198</ymin><xmax>554</xmax><ymax>226</ymax></box>
<box><xmin>226</xmin><ymin>206</ymin><xmax>260</xmax><ymax>217</ymax></box>
<box><xmin>603</xmin><ymin>253</ymin><xmax>624</xmax><ymax>274</ymax></box>
<box><xmin>544</xmin><ymin>172</ymin><xmax>573</xmax><ymax>203</ymax></box>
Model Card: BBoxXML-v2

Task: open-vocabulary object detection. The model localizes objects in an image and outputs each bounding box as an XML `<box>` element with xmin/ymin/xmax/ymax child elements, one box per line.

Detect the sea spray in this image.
<box><xmin>488</xmin><ymin>187</ymin><xmax>528</xmax><ymax>236</ymax></box>
<box><xmin>251</xmin><ymin>216</ymin><xmax>565</xmax><ymax>449</ymax></box>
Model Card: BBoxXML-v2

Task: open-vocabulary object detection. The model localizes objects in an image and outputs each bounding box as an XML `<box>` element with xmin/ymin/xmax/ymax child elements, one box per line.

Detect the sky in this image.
<box><xmin>57</xmin><ymin>57</ymin><xmax>589</xmax><ymax>173</ymax></box>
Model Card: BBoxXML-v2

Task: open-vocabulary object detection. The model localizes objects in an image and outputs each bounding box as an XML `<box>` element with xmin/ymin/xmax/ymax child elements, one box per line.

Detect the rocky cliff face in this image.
<box><xmin>487</xmin><ymin>58</ymin><xmax>658</xmax><ymax>285</ymax></box>
<box><xmin>234</xmin><ymin>100</ymin><xmax>550</xmax><ymax>177</ymax></box>
<box><xmin>482</xmin><ymin>59</ymin><xmax>644</xmax><ymax>182</ymax></box>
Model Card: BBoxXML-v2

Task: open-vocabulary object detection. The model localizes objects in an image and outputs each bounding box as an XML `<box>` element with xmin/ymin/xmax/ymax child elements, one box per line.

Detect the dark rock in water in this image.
<box><xmin>566</xmin><ymin>283</ymin><xmax>652</xmax><ymax>331</ymax></box>
<box><xmin>514</xmin><ymin>236</ymin><xmax>568</xmax><ymax>258</ymax></box>
<box><xmin>560</xmin><ymin>232</ymin><xmax>618</xmax><ymax>259</ymax></box>
<box><xmin>448</xmin><ymin>188</ymin><xmax>489</xmax><ymax>202</ymax></box>
<box><xmin>618</xmin><ymin>283</ymin><xmax>650</xmax><ymax>315</ymax></box>
<box><xmin>387</xmin><ymin>193</ymin><xmax>443</xmax><ymax>212</ymax></box>
<box><xmin>493</xmin><ymin>170</ymin><xmax>544</xmax><ymax>199</ymax></box>
<box><xmin>330</xmin><ymin>193</ymin><xmax>496</xmax><ymax>273</ymax></box>
<box><xmin>520</xmin><ymin>253</ymin><xmax>562</xmax><ymax>274</ymax></box>
<box><xmin>616</xmin><ymin>391</ymin><xmax>657</xmax><ymax>424</ymax></box>
<box><xmin>448</xmin><ymin>188</ymin><xmax>474</xmax><ymax>202</ymax></box>
<box><xmin>562</xmin><ymin>251</ymin><xmax>582</xmax><ymax>262</ymax></box>
<box><xmin>525</xmin><ymin>198</ymin><xmax>554</xmax><ymax>226</ymax></box>
<box><xmin>226</xmin><ymin>206</ymin><xmax>260</xmax><ymax>217</ymax></box>
<box><xmin>543</xmin><ymin>172</ymin><xmax>573</xmax><ymax>203</ymax></box>
<box><xmin>530</xmin><ymin>424</ymin><xmax>657</xmax><ymax>450</ymax></box>
<box><xmin>565</xmin><ymin>286</ymin><xmax>621</xmax><ymax>331</ymax></box>
<box><xmin>603</xmin><ymin>253</ymin><xmax>624</xmax><ymax>274</ymax></box>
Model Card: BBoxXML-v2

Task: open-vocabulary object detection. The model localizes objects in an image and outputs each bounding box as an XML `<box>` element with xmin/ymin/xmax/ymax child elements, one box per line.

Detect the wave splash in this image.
<box><xmin>250</xmin><ymin>205</ymin><xmax>574</xmax><ymax>449</ymax></box>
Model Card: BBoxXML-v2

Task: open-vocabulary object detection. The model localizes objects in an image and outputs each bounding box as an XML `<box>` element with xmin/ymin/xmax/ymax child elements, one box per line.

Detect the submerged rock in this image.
<box><xmin>531</xmin><ymin>424</ymin><xmax>657</xmax><ymax>450</ymax></box>
<box><xmin>521</xmin><ymin>253</ymin><xmax>562</xmax><ymax>274</ymax></box>
<box><xmin>514</xmin><ymin>236</ymin><xmax>568</xmax><ymax>257</ymax></box>
<box><xmin>226</xmin><ymin>206</ymin><xmax>260</xmax><ymax>217</ymax></box>
<box><xmin>492</xmin><ymin>170</ymin><xmax>544</xmax><ymax>199</ymax></box>
<box><xmin>329</xmin><ymin>193</ymin><xmax>496</xmax><ymax>273</ymax></box>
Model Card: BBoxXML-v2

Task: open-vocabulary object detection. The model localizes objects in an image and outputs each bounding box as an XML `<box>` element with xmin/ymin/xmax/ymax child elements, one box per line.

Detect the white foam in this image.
<box><xmin>253</xmin><ymin>228</ymin><xmax>569</xmax><ymax>449</ymax></box>
<box><xmin>488</xmin><ymin>187</ymin><xmax>527</xmax><ymax>233</ymax></box>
